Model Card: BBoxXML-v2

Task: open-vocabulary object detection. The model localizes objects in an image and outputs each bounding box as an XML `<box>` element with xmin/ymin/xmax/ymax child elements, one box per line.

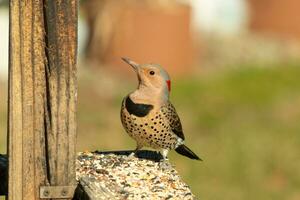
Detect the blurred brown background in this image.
<box><xmin>249</xmin><ymin>0</ymin><xmax>300</xmax><ymax>40</ymax></box>
<box><xmin>1</xmin><ymin>0</ymin><xmax>300</xmax><ymax>199</ymax></box>
<box><xmin>82</xmin><ymin>0</ymin><xmax>195</xmax><ymax>75</ymax></box>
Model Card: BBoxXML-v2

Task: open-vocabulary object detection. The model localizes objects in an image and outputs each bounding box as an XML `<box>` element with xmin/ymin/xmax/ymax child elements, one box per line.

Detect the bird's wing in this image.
<box><xmin>161</xmin><ymin>102</ymin><xmax>185</xmax><ymax>140</ymax></box>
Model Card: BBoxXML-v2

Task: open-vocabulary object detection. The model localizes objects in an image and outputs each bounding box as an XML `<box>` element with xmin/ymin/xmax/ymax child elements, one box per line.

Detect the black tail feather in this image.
<box><xmin>175</xmin><ymin>145</ymin><xmax>202</xmax><ymax>161</ymax></box>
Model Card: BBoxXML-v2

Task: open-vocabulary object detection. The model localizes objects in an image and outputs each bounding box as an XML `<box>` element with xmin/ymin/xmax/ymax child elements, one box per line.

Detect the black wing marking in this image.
<box><xmin>163</xmin><ymin>102</ymin><xmax>185</xmax><ymax>140</ymax></box>
<box><xmin>125</xmin><ymin>96</ymin><xmax>154</xmax><ymax>117</ymax></box>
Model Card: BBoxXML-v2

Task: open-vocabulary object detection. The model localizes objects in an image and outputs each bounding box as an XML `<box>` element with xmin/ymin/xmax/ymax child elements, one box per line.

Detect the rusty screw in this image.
<box><xmin>43</xmin><ymin>190</ymin><xmax>49</xmax><ymax>197</ymax></box>
<box><xmin>61</xmin><ymin>189</ymin><xmax>67</xmax><ymax>196</ymax></box>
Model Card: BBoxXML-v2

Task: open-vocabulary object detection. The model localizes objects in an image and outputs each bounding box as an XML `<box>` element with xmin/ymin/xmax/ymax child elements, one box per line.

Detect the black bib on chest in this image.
<box><xmin>125</xmin><ymin>96</ymin><xmax>153</xmax><ymax>117</ymax></box>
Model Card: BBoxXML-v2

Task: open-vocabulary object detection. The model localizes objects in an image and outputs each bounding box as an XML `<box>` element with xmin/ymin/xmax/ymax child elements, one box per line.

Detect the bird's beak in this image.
<box><xmin>121</xmin><ymin>57</ymin><xmax>139</xmax><ymax>72</ymax></box>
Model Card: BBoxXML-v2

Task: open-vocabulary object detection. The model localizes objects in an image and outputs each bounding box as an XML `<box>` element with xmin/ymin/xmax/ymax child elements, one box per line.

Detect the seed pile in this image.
<box><xmin>76</xmin><ymin>152</ymin><xmax>196</xmax><ymax>200</ymax></box>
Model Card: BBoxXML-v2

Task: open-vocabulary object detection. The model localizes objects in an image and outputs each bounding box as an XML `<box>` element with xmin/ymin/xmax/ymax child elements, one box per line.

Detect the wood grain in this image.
<box><xmin>8</xmin><ymin>1</ymin><xmax>78</xmax><ymax>199</ymax></box>
<box><xmin>43</xmin><ymin>0</ymin><xmax>78</xmax><ymax>190</ymax></box>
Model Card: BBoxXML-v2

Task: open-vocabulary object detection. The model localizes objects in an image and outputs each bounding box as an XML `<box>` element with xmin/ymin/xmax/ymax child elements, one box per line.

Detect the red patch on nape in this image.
<box><xmin>166</xmin><ymin>80</ymin><xmax>171</xmax><ymax>92</ymax></box>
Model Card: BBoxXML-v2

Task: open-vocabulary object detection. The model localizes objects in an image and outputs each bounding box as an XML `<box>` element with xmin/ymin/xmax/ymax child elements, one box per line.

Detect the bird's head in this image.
<box><xmin>122</xmin><ymin>57</ymin><xmax>171</xmax><ymax>97</ymax></box>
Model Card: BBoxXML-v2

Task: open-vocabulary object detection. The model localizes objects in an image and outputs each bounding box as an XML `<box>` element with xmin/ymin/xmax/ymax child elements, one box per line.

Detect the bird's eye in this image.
<box><xmin>149</xmin><ymin>71</ymin><xmax>155</xmax><ymax>75</ymax></box>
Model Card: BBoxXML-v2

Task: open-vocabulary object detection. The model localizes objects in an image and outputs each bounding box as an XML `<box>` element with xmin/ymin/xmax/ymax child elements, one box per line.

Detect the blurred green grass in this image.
<box><xmin>1</xmin><ymin>62</ymin><xmax>300</xmax><ymax>199</ymax></box>
<box><xmin>172</xmin><ymin>64</ymin><xmax>300</xmax><ymax>200</ymax></box>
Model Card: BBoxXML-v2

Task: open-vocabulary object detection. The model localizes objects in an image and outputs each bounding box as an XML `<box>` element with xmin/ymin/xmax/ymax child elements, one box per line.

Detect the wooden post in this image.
<box><xmin>8</xmin><ymin>1</ymin><xmax>78</xmax><ymax>199</ymax></box>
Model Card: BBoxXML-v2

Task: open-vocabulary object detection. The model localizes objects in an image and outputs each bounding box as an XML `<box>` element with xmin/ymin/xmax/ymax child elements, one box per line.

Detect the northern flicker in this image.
<box><xmin>120</xmin><ymin>57</ymin><xmax>201</xmax><ymax>161</ymax></box>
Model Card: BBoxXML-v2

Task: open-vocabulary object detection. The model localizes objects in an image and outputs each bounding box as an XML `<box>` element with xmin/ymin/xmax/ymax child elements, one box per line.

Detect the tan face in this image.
<box><xmin>138</xmin><ymin>65</ymin><xmax>168</xmax><ymax>90</ymax></box>
<box><xmin>121</xmin><ymin>57</ymin><xmax>171</xmax><ymax>93</ymax></box>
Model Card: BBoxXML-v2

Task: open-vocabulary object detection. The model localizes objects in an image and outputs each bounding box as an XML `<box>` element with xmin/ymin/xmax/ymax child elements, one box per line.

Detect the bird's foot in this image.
<box><xmin>128</xmin><ymin>152</ymin><xmax>136</xmax><ymax>158</ymax></box>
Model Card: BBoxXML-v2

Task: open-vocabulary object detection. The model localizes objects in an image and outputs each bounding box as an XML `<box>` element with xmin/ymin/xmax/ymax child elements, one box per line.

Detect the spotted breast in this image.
<box><xmin>121</xmin><ymin>96</ymin><xmax>183</xmax><ymax>150</ymax></box>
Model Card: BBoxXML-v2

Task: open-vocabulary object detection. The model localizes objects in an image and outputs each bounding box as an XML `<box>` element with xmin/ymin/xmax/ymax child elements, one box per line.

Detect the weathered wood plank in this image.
<box><xmin>74</xmin><ymin>176</ymin><xmax>119</xmax><ymax>200</ymax></box>
<box><xmin>8</xmin><ymin>0</ymin><xmax>78</xmax><ymax>199</ymax></box>
<box><xmin>32</xmin><ymin>1</ymin><xmax>49</xmax><ymax>198</ymax></box>
<box><xmin>8</xmin><ymin>1</ymin><xmax>23</xmax><ymax>198</ymax></box>
<box><xmin>19</xmin><ymin>1</ymin><xmax>46</xmax><ymax>198</ymax></box>
<box><xmin>43</xmin><ymin>0</ymin><xmax>78</xmax><ymax>189</ymax></box>
<box><xmin>9</xmin><ymin>0</ymin><xmax>48</xmax><ymax>199</ymax></box>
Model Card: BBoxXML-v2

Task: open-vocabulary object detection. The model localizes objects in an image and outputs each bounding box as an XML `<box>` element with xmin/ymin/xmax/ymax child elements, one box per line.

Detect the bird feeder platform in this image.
<box><xmin>74</xmin><ymin>151</ymin><xmax>196</xmax><ymax>200</ymax></box>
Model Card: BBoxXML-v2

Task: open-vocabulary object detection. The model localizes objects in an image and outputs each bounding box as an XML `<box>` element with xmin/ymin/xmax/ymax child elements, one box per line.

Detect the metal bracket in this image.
<box><xmin>40</xmin><ymin>185</ymin><xmax>77</xmax><ymax>199</ymax></box>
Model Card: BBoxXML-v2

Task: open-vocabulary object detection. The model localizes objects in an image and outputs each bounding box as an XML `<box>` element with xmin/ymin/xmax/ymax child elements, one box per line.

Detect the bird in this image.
<box><xmin>120</xmin><ymin>57</ymin><xmax>202</xmax><ymax>161</ymax></box>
